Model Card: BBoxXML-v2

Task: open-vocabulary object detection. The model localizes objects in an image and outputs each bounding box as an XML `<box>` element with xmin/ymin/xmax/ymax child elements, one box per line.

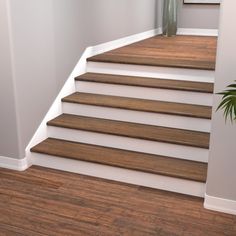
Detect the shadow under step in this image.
<box><xmin>76</xmin><ymin>73</ymin><xmax>214</xmax><ymax>93</ymax></box>
<box><xmin>31</xmin><ymin>138</ymin><xmax>207</xmax><ymax>182</ymax></box>
<box><xmin>47</xmin><ymin>114</ymin><xmax>210</xmax><ymax>149</ymax></box>
<box><xmin>62</xmin><ymin>93</ymin><xmax>212</xmax><ymax>119</ymax></box>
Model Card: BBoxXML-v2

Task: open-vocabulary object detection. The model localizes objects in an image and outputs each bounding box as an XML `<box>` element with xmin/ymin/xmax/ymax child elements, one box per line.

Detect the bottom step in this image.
<box><xmin>32</xmin><ymin>152</ymin><xmax>205</xmax><ymax>197</ymax></box>
<box><xmin>31</xmin><ymin>138</ymin><xmax>206</xmax><ymax>197</ymax></box>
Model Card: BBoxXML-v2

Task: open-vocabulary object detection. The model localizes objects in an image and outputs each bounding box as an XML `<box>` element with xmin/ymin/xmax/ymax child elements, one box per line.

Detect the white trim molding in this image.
<box><xmin>204</xmin><ymin>194</ymin><xmax>236</xmax><ymax>215</ymax></box>
<box><xmin>177</xmin><ymin>28</ymin><xmax>218</xmax><ymax>36</ymax></box>
<box><xmin>0</xmin><ymin>156</ymin><xmax>31</xmax><ymax>171</ymax></box>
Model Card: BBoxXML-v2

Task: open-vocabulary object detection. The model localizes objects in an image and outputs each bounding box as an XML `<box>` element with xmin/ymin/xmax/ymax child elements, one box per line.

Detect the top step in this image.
<box><xmin>87</xmin><ymin>35</ymin><xmax>217</xmax><ymax>70</ymax></box>
<box><xmin>76</xmin><ymin>73</ymin><xmax>214</xmax><ymax>93</ymax></box>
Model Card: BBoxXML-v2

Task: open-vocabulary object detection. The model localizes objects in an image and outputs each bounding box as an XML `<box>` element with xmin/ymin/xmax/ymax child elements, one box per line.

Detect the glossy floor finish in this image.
<box><xmin>0</xmin><ymin>166</ymin><xmax>235</xmax><ymax>236</ymax></box>
<box><xmin>88</xmin><ymin>35</ymin><xmax>217</xmax><ymax>70</ymax></box>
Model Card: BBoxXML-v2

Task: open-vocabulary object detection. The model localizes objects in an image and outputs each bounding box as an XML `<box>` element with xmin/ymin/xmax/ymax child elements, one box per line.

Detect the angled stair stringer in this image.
<box><xmin>25</xmin><ymin>28</ymin><xmax>162</xmax><ymax>164</ymax></box>
<box><xmin>27</xmin><ymin>33</ymin><xmax>216</xmax><ymax>198</ymax></box>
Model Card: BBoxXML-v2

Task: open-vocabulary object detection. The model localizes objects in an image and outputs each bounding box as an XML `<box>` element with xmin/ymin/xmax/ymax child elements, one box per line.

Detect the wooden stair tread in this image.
<box><xmin>47</xmin><ymin>114</ymin><xmax>210</xmax><ymax>149</ymax></box>
<box><xmin>75</xmin><ymin>73</ymin><xmax>214</xmax><ymax>93</ymax></box>
<box><xmin>88</xmin><ymin>54</ymin><xmax>215</xmax><ymax>70</ymax></box>
<box><xmin>62</xmin><ymin>92</ymin><xmax>212</xmax><ymax>119</ymax></box>
<box><xmin>87</xmin><ymin>35</ymin><xmax>217</xmax><ymax>70</ymax></box>
<box><xmin>31</xmin><ymin>138</ymin><xmax>207</xmax><ymax>182</ymax></box>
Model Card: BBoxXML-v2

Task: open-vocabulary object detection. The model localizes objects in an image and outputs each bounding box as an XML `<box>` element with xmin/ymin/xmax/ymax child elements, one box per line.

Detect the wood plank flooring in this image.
<box><xmin>87</xmin><ymin>35</ymin><xmax>217</xmax><ymax>70</ymax></box>
<box><xmin>0</xmin><ymin>166</ymin><xmax>235</xmax><ymax>236</ymax></box>
<box><xmin>48</xmin><ymin>114</ymin><xmax>210</xmax><ymax>148</ymax></box>
<box><xmin>31</xmin><ymin>138</ymin><xmax>207</xmax><ymax>182</ymax></box>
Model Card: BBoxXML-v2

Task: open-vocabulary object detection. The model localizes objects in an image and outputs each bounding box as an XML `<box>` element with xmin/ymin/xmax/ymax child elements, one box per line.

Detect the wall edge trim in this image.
<box><xmin>177</xmin><ymin>28</ymin><xmax>218</xmax><ymax>36</ymax></box>
<box><xmin>204</xmin><ymin>193</ymin><xmax>236</xmax><ymax>215</ymax></box>
<box><xmin>0</xmin><ymin>155</ymin><xmax>31</xmax><ymax>171</ymax></box>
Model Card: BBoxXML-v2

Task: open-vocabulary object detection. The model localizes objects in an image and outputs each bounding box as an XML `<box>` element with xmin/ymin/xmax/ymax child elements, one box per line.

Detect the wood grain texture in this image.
<box><xmin>76</xmin><ymin>73</ymin><xmax>214</xmax><ymax>93</ymax></box>
<box><xmin>47</xmin><ymin>114</ymin><xmax>210</xmax><ymax>149</ymax></box>
<box><xmin>62</xmin><ymin>93</ymin><xmax>212</xmax><ymax>119</ymax></box>
<box><xmin>31</xmin><ymin>138</ymin><xmax>207</xmax><ymax>182</ymax></box>
<box><xmin>0</xmin><ymin>166</ymin><xmax>235</xmax><ymax>236</ymax></box>
<box><xmin>87</xmin><ymin>35</ymin><xmax>217</xmax><ymax>70</ymax></box>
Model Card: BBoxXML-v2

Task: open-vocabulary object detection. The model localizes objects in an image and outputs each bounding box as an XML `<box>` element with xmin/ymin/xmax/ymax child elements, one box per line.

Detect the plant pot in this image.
<box><xmin>163</xmin><ymin>0</ymin><xmax>178</xmax><ymax>37</ymax></box>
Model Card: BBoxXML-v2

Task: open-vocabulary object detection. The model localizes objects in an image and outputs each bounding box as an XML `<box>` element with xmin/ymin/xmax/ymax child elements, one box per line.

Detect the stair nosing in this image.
<box><xmin>62</xmin><ymin>92</ymin><xmax>212</xmax><ymax>120</ymax></box>
<box><xmin>87</xmin><ymin>56</ymin><xmax>215</xmax><ymax>71</ymax></box>
<box><xmin>75</xmin><ymin>73</ymin><xmax>214</xmax><ymax>94</ymax></box>
<box><xmin>47</xmin><ymin>114</ymin><xmax>210</xmax><ymax>149</ymax></box>
<box><xmin>31</xmin><ymin>138</ymin><xmax>207</xmax><ymax>183</ymax></box>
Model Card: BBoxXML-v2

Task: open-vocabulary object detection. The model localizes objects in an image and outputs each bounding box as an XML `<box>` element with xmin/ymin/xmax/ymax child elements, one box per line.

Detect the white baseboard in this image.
<box><xmin>177</xmin><ymin>28</ymin><xmax>218</xmax><ymax>37</ymax></box>
<box><xmin>91</xmin><ymin>27</ymin><xmax>162</xmax><ymax>55</ymax></box>
<box><xmin>204</xmin><ymin>194</ymin><xmax>236</xmax><ymax>215</ymax></box>
<box><xmin>0</xmin><ymin>156</ymin><xmax>31</xmax><ymax>171</ymax></box>
<box><xmin>32</xmin><ymin>153</ymin><xmax>206</xmax><ymax>197</ymax></box>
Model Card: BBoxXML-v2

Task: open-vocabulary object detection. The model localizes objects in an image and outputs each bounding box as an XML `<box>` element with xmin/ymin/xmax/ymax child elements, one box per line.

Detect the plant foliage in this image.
<box><xmin>217</xmin><ymin>81</ymin><xmax>236</xmax><ymax>123</ymax></box>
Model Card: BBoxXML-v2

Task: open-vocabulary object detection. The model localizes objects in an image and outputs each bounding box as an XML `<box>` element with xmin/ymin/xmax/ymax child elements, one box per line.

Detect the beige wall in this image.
<box><xmin>206</xmin><ymin>0</ymin><xmax>236</xmax><ymax>200</ymax></box>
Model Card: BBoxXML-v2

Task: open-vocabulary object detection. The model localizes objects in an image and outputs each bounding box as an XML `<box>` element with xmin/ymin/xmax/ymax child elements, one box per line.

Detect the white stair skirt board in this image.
<box><xmin>204</xmin><ymin>194</ymin><xmax>236</xmax><ymax>216</ymax></box>
<box><xmin>0</xmin><ymin>156</ymin><xmax>31</xmax><ymax>171</ymax></box>
<box><xmin>87</xmin><ymin>62</ymin><xmax>215</xmax><ymax>83</ymax></box>
<box><xmin>24</xmin><ymin>28</ymin><xmax>162</xmax><ymax>165</ymax></box>
<box><xmin>32</xmin><ymin>153</ymin><xmax>206</xmax><ymax>198</ymax></box>
<box><xmin>48</xmin><ymin>126</ymin><xmax>209</xmax><ymax>163</ymax></box>
<box><xmin>62</xmin><ymin>103</ymin><xmax>211</xmax><ymax>132</ymax></box>
<box><xmin>75</xmin><ymin>81</ymin><xmax>213</xmax><ymax>106</ymax></box>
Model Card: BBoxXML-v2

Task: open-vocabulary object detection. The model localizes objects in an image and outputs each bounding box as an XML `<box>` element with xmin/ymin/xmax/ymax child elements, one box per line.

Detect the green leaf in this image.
<box><xmin>216</xmin><ymin>82</ymin><xmax>236</xmax><ymax>123</ymax></box>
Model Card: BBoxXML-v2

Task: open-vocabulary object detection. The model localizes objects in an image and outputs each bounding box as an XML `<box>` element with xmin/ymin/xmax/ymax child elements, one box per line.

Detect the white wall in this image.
<box><xmin>206</xmin><ymin>0</ymin><xmax>236</xmax><ymax>201</ymax></box>
<box><xmin>0</xmin><ymin>0</ymin><xmax>20</xmax><ymax>158</ymax></box>
<box><xmin>1</xmin><ymin>0</ymin><xmax>158</xmax><ymax>159</ymax></box>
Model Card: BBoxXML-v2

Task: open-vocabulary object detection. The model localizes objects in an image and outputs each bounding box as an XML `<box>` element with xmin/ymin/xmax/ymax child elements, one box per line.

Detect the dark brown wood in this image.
<box><xmin>87</xmin><ymin>35</ymin><xmax>217</xmax><ymax>70</ymax></box>
<box><xmin>62</xmin><ymin>92</ymin><xmax>212</xmax><ymax>119</ymax></box>
<box><xmin>0</xmin><ymin>166</ymin><xmax>235</xmax><ymax>235</ymax></box>
<box><xmin>76</xmin><ymin>73</ymin><xmax>214</xmax><ymax>93</ymax></box>
<box><xmin>31</xmin><ymin>138</ymin><xmax>207</xmax><ymax>182</ymax></box>
<box><xmin>47</xmin><ymin>114</ymin><xmax>210</xmax><ymax>148</ymax></box>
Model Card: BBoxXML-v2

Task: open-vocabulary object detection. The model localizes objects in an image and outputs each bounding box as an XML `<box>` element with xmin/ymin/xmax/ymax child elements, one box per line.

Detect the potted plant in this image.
<box><xmin>217</xmin><ymin>81</ymin><xmax>236</xmax><ymax>122</ymax></box>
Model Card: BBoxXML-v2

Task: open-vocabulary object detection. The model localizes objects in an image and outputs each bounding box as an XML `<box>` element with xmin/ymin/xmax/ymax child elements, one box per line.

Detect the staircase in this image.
<box><xmin>30</xmin><ymin>35</ymin><xmax>216</xmax><ymax>197</ymax></box>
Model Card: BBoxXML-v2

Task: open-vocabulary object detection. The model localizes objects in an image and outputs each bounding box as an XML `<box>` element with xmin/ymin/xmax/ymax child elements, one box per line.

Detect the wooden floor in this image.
<box><xmin>0</xmin><ymin>166</ymin><xmax>235</xmax><ymax>236</ymax></box>
<box><xmin>88</xmin><ymin>35</ymin><xmax>217</xmax><ymax>70</ymax></box>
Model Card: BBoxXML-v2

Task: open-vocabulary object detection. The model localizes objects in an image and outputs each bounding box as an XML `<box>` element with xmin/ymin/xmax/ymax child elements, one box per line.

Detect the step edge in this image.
<box><xmin>46</xmin><ymin>119</ymin><xmax>210</xmax><ymax>149</ymax></box>
<box><xmin>32</xmin><ymin>152</ymin><xmax>206</xmax><ymax>197</ymax></box>
<box><xmin>31</xmin><ymin>147</ymin><xmax>206</xmax><ymax>183</ymax></box>
<box><xmin>75</xmin><ymin>73</ymin><xmax>214</xmax><ymax>94</ymax></box>
<box><xmin>62</xmin><ymin>95</ymin><xmax>212</xmax><ymax>120</ymax></box>
<box><xmin>86</xmin><ymin>57</ymin><xmax>215</xmax><ymax>71</ymax></box>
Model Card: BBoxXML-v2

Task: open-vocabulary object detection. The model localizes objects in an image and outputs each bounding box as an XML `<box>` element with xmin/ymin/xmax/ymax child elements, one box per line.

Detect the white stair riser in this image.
<box><xmin>87</xmin><ymin>62</ymin><xmax>215</xmax><ymax>83</ymax></box>
<box><xmin>75</xmin><ymin>81</ymin><xmax>213</xmax><ymax>106</ymax></box>
<box><xmin>47</xmin><ymin>126</ymin><xmax>209</xmax><ymax>163</ymax></box>
<box><xmin>62</xmin><ymin>103</ymin><xmax>211</xmax><ymax>132</ymax></box>
<box><xmin>32</xmin><ymin>153</ymin><xmax>206</xmax><ymax>197</ymax></box>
